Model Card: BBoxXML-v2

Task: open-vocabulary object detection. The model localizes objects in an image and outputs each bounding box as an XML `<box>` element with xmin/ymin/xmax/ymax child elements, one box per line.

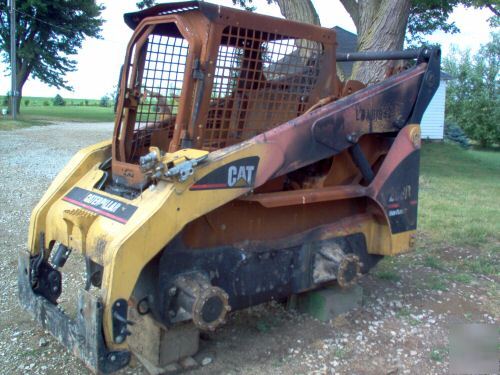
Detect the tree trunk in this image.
<box><xmin>274</xmin><ymin>0</ymin><xmax>352</xmax><ymax>78</ymax></box>
<box><xmin>16</xmin><ymin>86</ymin><xmax>23</xmax><ymax>114</ymax></box>
<box><xmin>14</xmin><ymin>60</ymin><xmax>31</xmax><ymax>114</ymax></box>
<box><xmin>274</xmin><ymin>0</ymin><xmax>320</xmax><ymax>25</ymax></box>
<box><xmin>351</xmin><ymin>0</ymin><xmax>411</xmax><ymax>84</ymax></box>
<box><xmin>7</xmin><ymin>91</ymin><xmax>21</xmax><ymax>115</ymax></box>
<box><xmin>275</xmin><ymin>0</ymin><xmax>412</xmax><ymax>84</ymax></box>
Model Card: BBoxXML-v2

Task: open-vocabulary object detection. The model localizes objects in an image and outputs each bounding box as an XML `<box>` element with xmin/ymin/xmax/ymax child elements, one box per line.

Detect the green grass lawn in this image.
<box><xmin>419</xmin><ymin>142</ymin><xmax>500</xmax><ymax>248</ymax></box>
<box><xmin>0</xmin><ymin>96</ymin><xmax>114</xmax><ymax>127</ymax></box>
<box><xmin>19</xmin><ymin>105</ymin><xmax>115</xmax><ymax>122</ymax></box>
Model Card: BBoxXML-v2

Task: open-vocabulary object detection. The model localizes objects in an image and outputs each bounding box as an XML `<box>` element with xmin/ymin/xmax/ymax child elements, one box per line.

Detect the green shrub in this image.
<box><xmin>24</xmin><ymin>99</ymin><xmax>30</xmax><ymax>107</ymax></box>
<box><xmin>53</xmin><ymin>94</ymin><xmax>66</xmax><ymax>106</ymax></box>
<box><xmin>43</xmin><ymin>100</ymin><xmax>50</xmax><ymax>106</ymax></box>
<box><xmin>444</xmin><ymin>122</ymin><xmax>470</xmax><ymax>149</ymax></box>
<box><xmin>99</xmin><ymin>95</ymin><xmax>110</xmax><ymax>107</ymax></box>
<box><xmin>444</xmin><ymin>33</ymin><xmax>499</xmax><ymax>147</ymax></box>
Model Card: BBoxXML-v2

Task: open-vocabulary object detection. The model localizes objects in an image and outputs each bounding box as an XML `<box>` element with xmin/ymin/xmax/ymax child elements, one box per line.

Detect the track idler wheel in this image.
<box><xmin>174</xmin><ymin>275</ymin><xmax>230</xmax><ymax>331</ymax></box>
<box><xmin>337</xmin><ymin>254</ymin><xmax>361</xmax><ymax>288</ymax></box>
<box><xmin>313</xmin><ymin>243</ymin><xmax>362</xmax><ymax>287</ymax></box>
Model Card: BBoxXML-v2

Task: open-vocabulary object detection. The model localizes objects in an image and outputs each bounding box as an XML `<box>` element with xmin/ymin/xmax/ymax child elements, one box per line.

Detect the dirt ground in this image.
<box><xmin>0</xmin><ymin>123</ymin><xmax>497</xmax><ymax>374</ymax></box>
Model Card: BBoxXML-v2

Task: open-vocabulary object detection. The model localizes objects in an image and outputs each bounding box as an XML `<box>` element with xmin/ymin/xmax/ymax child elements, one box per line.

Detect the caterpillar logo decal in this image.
<box><xmin>190</xmin><ymin>156</ymin><xmax>259</xmax><ymax>190</ymax></box>
<box><xmin>63</xmin><ymin>187</ymin><xmax>137</xmax><ymax>224</ymax></box>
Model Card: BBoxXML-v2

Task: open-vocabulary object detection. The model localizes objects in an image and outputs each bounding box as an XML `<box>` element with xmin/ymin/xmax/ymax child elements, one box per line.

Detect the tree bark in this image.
<box><xmin>274</xmin><ymin>0</ymin><xmax>320</xmax><ymax>25</ymax></box>
<box><xmin>274</xmin><ymin>0</ymin><xmax>412</xmax><ymax>84</ymax></box>
<box><xmin>13</xmin><ymin>60</ymin><xmax>31</xmax><ymax>114</ymax></box>
<box><xmin>9</xmin><ymin>56</ymin><xmax>31</xmax><ymax>114</ymax></box>
<box><xmin>15</xmin><ymin>86</ymin><xmax>23</xmax><ymax>114</ymax></box>
<box><xmin>351</xmin><ymin>0</ymin><xmax>411</xmax><ymax>84</ymax></box>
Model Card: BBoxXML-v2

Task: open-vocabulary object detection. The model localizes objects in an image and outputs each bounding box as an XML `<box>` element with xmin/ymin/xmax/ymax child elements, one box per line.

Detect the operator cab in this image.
<box><xmin>108</xmin><ymin>1</ymin><xmax>337</xmax><ymax>192</ymax></box>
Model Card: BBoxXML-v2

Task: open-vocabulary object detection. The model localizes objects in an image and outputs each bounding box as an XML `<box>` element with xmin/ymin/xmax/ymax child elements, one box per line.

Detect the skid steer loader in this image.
<box><xmin>18</xmin><ymin>1</ymin><xmax>440</xmax><ymax>373</ymax></box>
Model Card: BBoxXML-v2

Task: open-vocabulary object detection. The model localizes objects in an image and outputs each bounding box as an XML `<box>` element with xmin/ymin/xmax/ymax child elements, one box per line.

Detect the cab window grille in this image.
<box><xmin>204</xmin><ymin>26</ymin><xmax>323</xmax><ymax>150</ymax></box>
<box><xmin>130</xmin><ymin>33</ymin><xmax>189</xmax><ymax>160</ymax></box>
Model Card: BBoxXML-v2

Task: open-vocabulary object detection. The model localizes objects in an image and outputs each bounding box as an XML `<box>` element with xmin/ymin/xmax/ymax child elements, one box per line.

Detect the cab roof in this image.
<box><xmin>123</xmin><ymin>1</ymin><xmax>336</xmax><ymax>45</ymax></box>
<box><xmin>125</xmin><ymin>1</ymin><xmax>239</xmax><ymax>30</ymax></box>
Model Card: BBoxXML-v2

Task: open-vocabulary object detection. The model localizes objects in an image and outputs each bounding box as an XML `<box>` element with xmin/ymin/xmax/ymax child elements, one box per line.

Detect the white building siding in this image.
<box><xmin>420</xmin><ymin>80</ymin><xmax>446</xmax><ymax>140</ymax></box>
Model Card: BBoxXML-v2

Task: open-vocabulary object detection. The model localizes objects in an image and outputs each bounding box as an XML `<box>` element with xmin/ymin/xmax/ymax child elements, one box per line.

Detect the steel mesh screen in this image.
<box><xmin>204</xmin><ymin>26</ymin><xmax>323</xmax><ymax>150</ymax></box>
<box><xmin>131</xmin><ymin>33</ymin><xmax>189</xmax><ymax>159</ymax></box>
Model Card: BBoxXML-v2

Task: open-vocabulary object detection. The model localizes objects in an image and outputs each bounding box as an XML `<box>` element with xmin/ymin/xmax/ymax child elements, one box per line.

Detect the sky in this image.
<box><xmin>0</xmin><ymin>0</ymin><xmax>496</xmax><ymax>99</ymax></box>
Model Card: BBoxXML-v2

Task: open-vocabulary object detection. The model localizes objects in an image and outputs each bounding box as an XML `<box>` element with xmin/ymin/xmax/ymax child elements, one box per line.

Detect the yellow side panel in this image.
<box><xmin>28</xmin><ymin>141</ymin><xmax>111</xmax><ymax>253</ymax></box>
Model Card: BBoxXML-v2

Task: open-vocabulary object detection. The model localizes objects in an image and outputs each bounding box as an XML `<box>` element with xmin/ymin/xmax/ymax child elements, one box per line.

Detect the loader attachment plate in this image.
<box><xmin>18</xmin><ymin>251</ymin><xmax>130</xmax><ymax>373</ymax></box>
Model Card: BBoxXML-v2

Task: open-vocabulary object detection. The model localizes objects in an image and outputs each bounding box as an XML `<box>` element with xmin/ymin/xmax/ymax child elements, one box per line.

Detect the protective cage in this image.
<box><xmin>113</xmin><ymin>5</ymin><xmax>336</xmax><ymax>185</ymax></box>
<box><xmin>131</xmin><ymin>33</ymin><xmax>189</xmax><ymax>160</ymax></box>
<box><xmin>118</xmin><ymin>24</ymin><xmax>191</xmax><ymax>163</ymax></box>
<box><xmin>204</xmin><ymin>27</ymin><xmax>324</xmax><ymax>150</ymax></box>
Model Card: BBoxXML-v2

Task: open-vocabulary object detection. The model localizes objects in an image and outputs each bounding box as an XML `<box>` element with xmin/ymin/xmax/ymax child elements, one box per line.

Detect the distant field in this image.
<box><xmin>0</xmin><ymin>96</ymin><xmax>115</xmax><ymax>126</ymax></box>
<box><xmin>0</xmin><ymin>96</ymin><xmax>101</xmax><ymax>107</ymax></box>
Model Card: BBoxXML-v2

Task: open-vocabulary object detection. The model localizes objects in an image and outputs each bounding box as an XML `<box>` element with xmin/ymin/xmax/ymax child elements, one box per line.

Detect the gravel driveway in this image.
<box><xmin>0</xmin><ymin>123</ymin><xmax>114</xmax><ymax>374</ymax></box>
<box><xmin>0</xmin><ymin>123</ymin><xmax>497</xmax><ymax>375</ymax></box>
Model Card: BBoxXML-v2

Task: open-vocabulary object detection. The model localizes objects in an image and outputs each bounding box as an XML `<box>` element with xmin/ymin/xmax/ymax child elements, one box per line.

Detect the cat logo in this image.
<box><xmin>190</xmin><ymin>156</ymin><xmax>259</xmax><ymax>190</ymax></box>
<box><xmin>227</xmin><ymin>165</ymin><xmax>255</xmax><ymax>187</ymax></box>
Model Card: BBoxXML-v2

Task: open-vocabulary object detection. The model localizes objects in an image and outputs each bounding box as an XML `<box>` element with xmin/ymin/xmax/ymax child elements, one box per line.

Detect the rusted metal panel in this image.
<box><xmin>240</xmin><ymin>185</ymin><xmax>367</xmax><ymax>208</ymax></box>
<box><xmin>124</xmin><ymin>2</ymin><xmax>336</xmax><ymax>45</ymax></box>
